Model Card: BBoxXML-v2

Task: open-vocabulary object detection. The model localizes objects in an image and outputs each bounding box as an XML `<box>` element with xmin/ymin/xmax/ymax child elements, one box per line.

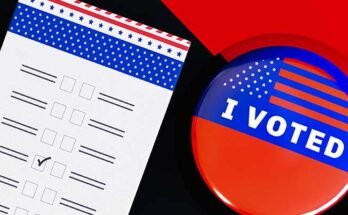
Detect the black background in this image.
<box><xmin>0</xmin><ymin>1</ymin><xmax>347</xmax><ymax>214</ymax></box>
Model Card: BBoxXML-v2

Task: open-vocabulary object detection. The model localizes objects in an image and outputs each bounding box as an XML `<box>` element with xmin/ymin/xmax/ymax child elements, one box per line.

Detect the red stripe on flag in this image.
<box><xmin>284</xmin><ymin>58</ymin><xmax>335</xmax><ymax>81</ymax></box>
<box><xmin>270</xmin><ymin>96</ymin><xmax>348</xmax><ymax>132</ymax></box>
<box><xmin>279</xmin><ymin>69</ymin><xmax>348</xmax><ymax>102</ymax></box>
<box><xmin>49</xmin><ymin>0</ymin><xmax>190</xmax><ymax>51</ymax></box>
<box><xmin>274</xmin><ymin>83</ymin><xmax>348</xmax><ymax>117</ymax></box>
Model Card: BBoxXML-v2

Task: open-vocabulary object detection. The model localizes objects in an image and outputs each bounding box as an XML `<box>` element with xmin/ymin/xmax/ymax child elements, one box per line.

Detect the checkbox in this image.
<box><xmin>69</xmin><ymin>109</ymin><xmax>85</xmax><ymax>126</ymax></box>
<box><xmin>41</xmin><ymin>129</ymin><xmax>57</xmax><ymax>146</ymax></box>
<box><xmin>50</xmin><ymin>162</ymin><xmax>66</xmax><ymax>179</ymax></box>
<box><xmin>50</xmin><ymin>102</ymin><xmax>66</xmax><ymax>119</ymax></box>
<box><xmin>22</xmin><ymin>181</ymin><xmax>38</xmax><ymax>198</ymax></box>
<box><xmin>31</xmin><ymin>154</ymin><xmax>47</xmax><ymax>172</ymax></box>
<box><xmin>60</xmin><ymin>135</ymin><xmax>76</xmax><ymax>152</ymax></box>
<box><xmin>60</xmin><ymin>76</ymin><xmax>76</xmax><ymax>93</ymax></box>
<box><xmin>79</xmin><ymin>83</ymin><xmax>95</xmax><ymax>100</ymax></box>
<box><xmin>41</xmin><ymin>188</ymin><xmax>57</xmax><ymax>205</ymax></box>
<box><xmin>14</xmin><ymin>207</ymin><xmax>29</xmax><ymax>215</ymax></box>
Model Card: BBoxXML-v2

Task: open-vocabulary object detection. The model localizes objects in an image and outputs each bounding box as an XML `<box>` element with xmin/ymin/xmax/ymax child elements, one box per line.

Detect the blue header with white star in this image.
<box><xmin>9</xmin><ymin>2</ymin><xmax>187</xmax><ymax>91</ymax></box>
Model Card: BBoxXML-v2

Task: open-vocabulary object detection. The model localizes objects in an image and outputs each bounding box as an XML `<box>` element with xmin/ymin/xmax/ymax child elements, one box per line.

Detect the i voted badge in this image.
<box><xmin>192</xmin><ymin>47</ymin><xmax>347</xmax><ymax>214</ymax></box>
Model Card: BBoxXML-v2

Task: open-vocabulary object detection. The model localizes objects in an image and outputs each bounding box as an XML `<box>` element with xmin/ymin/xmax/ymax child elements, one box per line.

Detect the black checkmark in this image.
<box><xmin>37</xmin><ymin>157</ymin><xmax>51</xmax><ymax>167</ymax></box>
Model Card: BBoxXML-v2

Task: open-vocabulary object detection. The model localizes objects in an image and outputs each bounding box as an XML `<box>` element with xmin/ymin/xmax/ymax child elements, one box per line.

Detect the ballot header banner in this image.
<box><xmin>10</xmin><ymin>0</ymin><xmax>190</xmax><ymax>91</ymax></box>
<box><xmin>192</xmin><ymin>47</ymin><xmax>347</xmax><ymax>214</ymax></box>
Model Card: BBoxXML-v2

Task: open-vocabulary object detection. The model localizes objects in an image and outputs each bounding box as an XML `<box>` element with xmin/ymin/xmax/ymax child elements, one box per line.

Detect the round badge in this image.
<box><xmin>192</xmin><ymin>47</ymin><xmax>347</xmax><ymax>214</ymax></box>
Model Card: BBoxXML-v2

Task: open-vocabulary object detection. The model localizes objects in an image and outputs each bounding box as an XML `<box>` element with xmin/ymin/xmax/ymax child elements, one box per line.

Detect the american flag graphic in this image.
<box><xmin>223</xmin><ymin>57</ymin><xmax>348</xmax><ymax>132</ymax></box>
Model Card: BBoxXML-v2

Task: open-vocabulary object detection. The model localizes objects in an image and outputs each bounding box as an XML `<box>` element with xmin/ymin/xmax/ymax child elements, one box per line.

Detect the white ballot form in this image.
<box><xmin>0</xmin><ymin>0</ymin><xmax>190</xmax><ymax>214</ymax></box>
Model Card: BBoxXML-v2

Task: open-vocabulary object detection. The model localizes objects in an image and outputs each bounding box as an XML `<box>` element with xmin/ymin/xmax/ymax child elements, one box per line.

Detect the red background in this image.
<box><xmin>162</xmin><ymin>0</ymin><xmax>348</xmax><ymax>75</ymax></box>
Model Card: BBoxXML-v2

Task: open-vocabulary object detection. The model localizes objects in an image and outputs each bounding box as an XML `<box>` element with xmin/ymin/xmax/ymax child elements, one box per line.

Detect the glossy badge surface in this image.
<box><xmin>192</xmin><ymin>47</ymin><xmax>347</xmax><ymax>214</ymax></box>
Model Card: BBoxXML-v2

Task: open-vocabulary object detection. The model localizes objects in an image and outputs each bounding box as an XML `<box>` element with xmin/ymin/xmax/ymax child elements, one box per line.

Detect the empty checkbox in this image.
<box><xmin>69</xmin><ymin>109</ymin><xmax>85</xmax><ymax>126</ymax></box>
<box><xmin>60</xmin><ymin>135</ymin><xmax>76</xmax><ymax>152</ymax></box>
<box><xmin>41</xmin><ymin>129</ymin><xmax>57</xmax><ymax>146</ymax></box>
<box><xmin>50</xmin><ymin>102</ymin><xmax>66</xmax><ymax>119</ymax></box>
<box><xmin>41</xmin><ymin>188</ymin><xmax>57</xmax><ymax>205</ymax></box>
<box><xmin>14</xmin><ymin>207</ymin><xmax>29</xmax><ymax>215</ymax></box>
<box><xmin>79</xmin><ymin>83</ymin><xmax>95</xmax><ymax>100</ymax></box>
<box><xmin>22</xmin><ymin>181</ymin><xmax>38</xmax><ymax>198</ymax></box>
<box><xmin>50</xmin><ymin>162</ymin><xmax>66</xmax><ymax>179</ymax></box>
<box><xmin>60</xmin><ymin>76</ymin><xmax>76</xmax><ymax>93</ymax></box>
<box><xmin>31</xmin><ymin>154</ymin><xmax>47</xmax><ymax>172</ymax></box>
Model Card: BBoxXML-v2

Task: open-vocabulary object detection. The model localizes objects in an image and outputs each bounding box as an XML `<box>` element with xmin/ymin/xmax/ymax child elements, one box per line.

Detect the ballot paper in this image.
<box><xmin>0</xmin><ymin>0</ymin><xmax>190</xmax><ymax>214</ymax></box>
